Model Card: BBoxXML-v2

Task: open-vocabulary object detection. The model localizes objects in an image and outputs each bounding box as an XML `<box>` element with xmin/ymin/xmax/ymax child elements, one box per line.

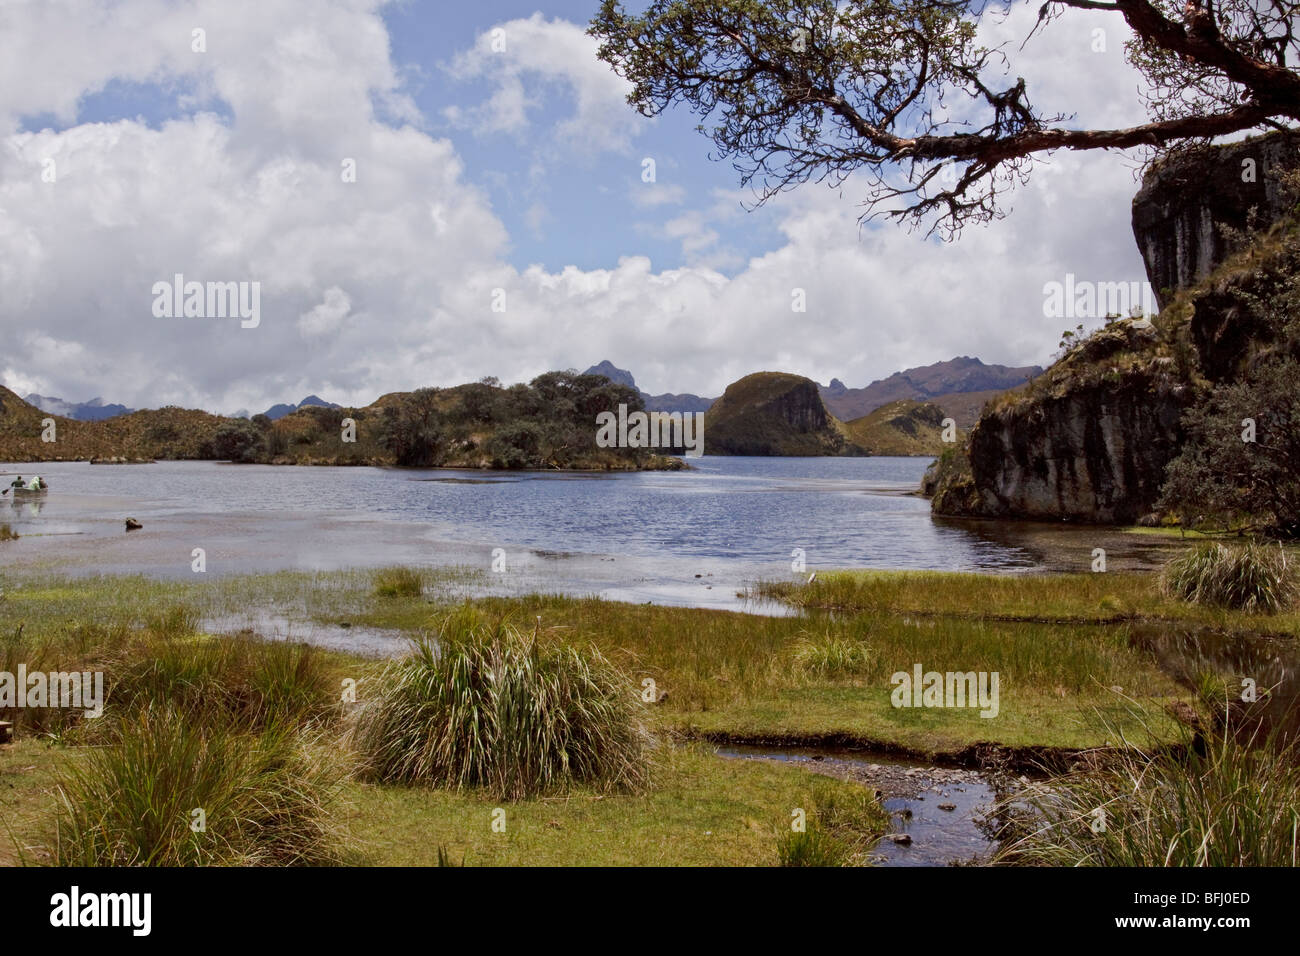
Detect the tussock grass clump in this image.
<box><xmin>0</xmin><ymin>522</ymin><xmax>17</xmax><ymax>541</ymax></box>
<box><xmin>1161</xmin><ymin>541</ymin><xmax>1297</xmax><ymax>613</ymax></box>
<box><xmin>791</xmin><ymin>634</ymin><xmax>875</xmax><ymax>678</ymax></box>
<box><xmin>50</xmin><ymin>707</ymin><xmax>345</xmax><ymax>866</ymax></box>
<box><xmin>108</xmin><ymin>632</ymin><xmax>338</xmax><ymax>729</ymax></box>
<box><xmin>372</xmin><ymin>567</ymin><xmax>424</xmax><ymax>598</ymax></box>
<box><xmin>999</xmin><ymin>724</ymin><xmax>1300</xmax><ymax>867</ymax></box>
<box><xmin>776</xmin><ymin>777</ymin><xmax>887</xmax><ymax>866</ymax></box>
<box><xmin>351</xmin><ymin>608</ymin><xmax>651</xmax><ymax>799</ymax></box>
<box><xmin>776</xmin><ymin>824</ymin><xmax>851</xmax><ymax>867</ymax></box>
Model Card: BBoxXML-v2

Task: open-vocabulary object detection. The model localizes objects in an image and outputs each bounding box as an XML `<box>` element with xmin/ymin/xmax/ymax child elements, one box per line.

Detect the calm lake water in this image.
<box><xmin>0</xmin><ymin>457</ymin><xmax>1173</xmax><ymax>609</ymax></box>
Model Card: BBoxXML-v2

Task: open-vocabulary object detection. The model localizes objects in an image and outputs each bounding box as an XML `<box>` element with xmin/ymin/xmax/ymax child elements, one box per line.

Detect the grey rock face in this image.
<box><xmin>1132</xmin><ymin>131</ymin><xmax>1300</xmax><ymax>309</ymax></box>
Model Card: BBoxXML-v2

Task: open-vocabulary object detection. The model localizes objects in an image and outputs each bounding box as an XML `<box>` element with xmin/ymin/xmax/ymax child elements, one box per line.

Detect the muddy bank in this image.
<box><xmin>684</xmin><ymin>729</ymin><xmax>1082</xmax><ymax>775</ymax></box>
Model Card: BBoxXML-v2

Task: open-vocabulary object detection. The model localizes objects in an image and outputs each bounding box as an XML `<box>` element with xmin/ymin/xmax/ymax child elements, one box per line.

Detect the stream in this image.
<box><xmin>715</xmin><ymin>744</ymin><xmax>1005</xmax><ymax>867</ymax></box>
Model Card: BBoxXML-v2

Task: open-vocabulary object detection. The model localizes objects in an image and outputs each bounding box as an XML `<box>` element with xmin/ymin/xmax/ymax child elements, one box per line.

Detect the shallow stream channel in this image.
<box><xmin>715</xmin><ymin>744</ymin><xmax>1008</xmax><ymax>866</ymax></box>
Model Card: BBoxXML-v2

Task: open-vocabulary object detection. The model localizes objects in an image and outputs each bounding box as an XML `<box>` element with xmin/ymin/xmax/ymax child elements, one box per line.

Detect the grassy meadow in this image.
<box><xmin>0</xmin><ymin>556</ymin><xmax>1293</xmax><ymax>866</ymax></box>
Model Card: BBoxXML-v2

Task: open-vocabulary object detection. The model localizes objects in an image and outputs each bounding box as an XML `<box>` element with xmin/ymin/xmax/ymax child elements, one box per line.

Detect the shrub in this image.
<box><xmin>351</xmin><ymin>608</ymin><xmax>651</xmax><ymax>799</ymax></box>
<box><xmin>50</xmin><ymin>708</ymin><xmax>344</xmax><ymax>866</ymax></box>
<box><xmin>1161</xmin><ymin>541</ymin><xmax>1297</xmax><ymax>613</ymax></box>
<box><xmin>377</xmin><ymin>389</ymin><xmax>444</xmax><ymax>466</ymax></box>
<box><xmin>203</xmin><ymin>421</ymin><xmax>264</xmax><ymax>463</ymax></box>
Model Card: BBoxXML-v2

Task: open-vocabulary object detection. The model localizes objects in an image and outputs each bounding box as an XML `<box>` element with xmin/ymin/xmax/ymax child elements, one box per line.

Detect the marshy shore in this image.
<box><xmin>2</xmin><ymin>559</ymin><xmax>1295</xmax><ymax>866</ymax></box>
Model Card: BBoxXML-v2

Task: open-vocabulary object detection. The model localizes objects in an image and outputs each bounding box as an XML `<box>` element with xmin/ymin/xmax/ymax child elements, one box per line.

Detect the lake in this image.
<box><xmin>0</xmin><ymin>457</ymin><xmax>1178</xmax><ymax>610</ymax></box>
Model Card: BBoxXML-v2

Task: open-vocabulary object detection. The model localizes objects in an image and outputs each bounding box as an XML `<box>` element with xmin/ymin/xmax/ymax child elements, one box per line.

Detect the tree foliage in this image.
<box><xmin>378</xmin><ymin>388</ymin><xmax>445</xmax><ymax>467</ymax></box>
<box><xmin>591</xmin><ymin>0</ymin><xmax>1300</xmax><ymax>235</ymax></box>
<box><xmin>1159</xmin><ymin>233</ymin><xmax>1300</xmax><ymax>535</ymax></box>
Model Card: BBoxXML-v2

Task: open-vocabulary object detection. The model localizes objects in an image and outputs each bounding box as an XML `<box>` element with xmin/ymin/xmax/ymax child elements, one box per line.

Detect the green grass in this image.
<box><xmin>2</xmin><ymin>564</ymin><xmax>1295</xmax><ymax>867</ymax></box>
<box><xmin>753</xmin><ymin>567</ymin><xmax>1300</xmax><ymax>631</ymax></box>
<box><xmin>776</xmin><ymin>825</ymin><xmax>852</xmax><ymax>866</ymax></box>
<box><xmin>372</xmin><ymin>567</ymin><xmax>425</xmax><ymax>598</ymax></box>
<box><xmin>107</xmin><ymin>631</ymin><xmax>340</xmax><ymax>729</ymax></box>
<box><xmin>351</xmin><ymin>607</ymin><xmax>651</xmax><ymax>799</ymax></box>
<box><xmin>3</xmin><ymin>737</ymin><xmax>887</xmax><ymax>867</ymax></box>
<box><xmin>998</xmin><ymin>714</ymin><xmax>1300</xmax><ymax>866</ymax></box>
<box><xmin>791</xmin><ymin>634</ymin><xmax>877</xmax><ymax>679</ymax></box>
<box><xmin>0</xmin><ymin>568</ymin><xmax>1210</xmax><ymax>754</ymax></box>
<box><xmin>1161</xmin><ymin>541</ymin><xmax>1297</xmax><ymax>613</ymax></box>
<box><xmin>45</xmin><ymin>707</ymin><xmax>347</xmax><ymax>866</ymax></box>
<box><xmin>339</xmin><ymin>743</ymin><xmax>884</xmax><ymax>866</ymax></box>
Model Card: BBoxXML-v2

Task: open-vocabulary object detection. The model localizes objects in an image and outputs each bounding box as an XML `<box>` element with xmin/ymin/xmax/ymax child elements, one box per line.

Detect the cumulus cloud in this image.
<box><xmin>445</xmin><ymin>13</ymin><xmax>640</xmax><ymax>153</ymax></box>
<box><xmin>0</xmin><ymin>1</ymin><xmax>1167</xmax><ymax>410</ymax></box>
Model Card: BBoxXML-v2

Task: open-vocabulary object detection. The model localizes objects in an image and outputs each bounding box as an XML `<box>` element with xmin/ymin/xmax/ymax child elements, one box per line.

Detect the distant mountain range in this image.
<box><xmin>819</xmin><ymin>357</ymin><xmax>1042</xmax><ymax>428</ymax></box>
<box><xmin>24</xmin><ymin>394</ymin><xmax>135</xmax><ymax>421</ymax></box>
<box><xmin>261</xmin><ymin>395</ymin><xmax>341</xmax><ymax>420</ymax></box>
<box><xmin>583</xmin><ymin>355</ymin><xmax>1040</xmax><ymax>429</ymax></box>
<box><xmin>23</xmin><ymin>392</ymin><xmax>341</xmax><ymax>423</ymax></box>
<box><xmin>581</xmin><ymin>361</ymin><xmax>714</xmax><ymax>414</ymax></box>
<box><xmin>13</xmin><ymin>354</ymin><xmax>1038</xmax><ymax>440</ymax></box>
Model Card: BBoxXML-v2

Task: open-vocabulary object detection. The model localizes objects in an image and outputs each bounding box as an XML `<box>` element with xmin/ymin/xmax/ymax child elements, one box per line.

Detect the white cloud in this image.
<box><xmin>298</xmin><ymin>286</ymin><xmax>352</xmax><ymax>337</ymax></box>
<box><xmin>446</xmin><ymin>13</ymin><xmax>640</xmax><ymax>153</ymax></box>
<box><xmin>0</xmin><ymin>2</ymin><xmax>1169</xmax><ymax>409</ymax></box>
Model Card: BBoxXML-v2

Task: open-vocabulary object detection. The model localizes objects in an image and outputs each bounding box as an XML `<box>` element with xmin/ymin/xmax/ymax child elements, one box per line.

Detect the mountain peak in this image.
<box><xmin>583</xmin><ymin>360</ymin><xmax>637</xmax><ymax>390</ymax></box>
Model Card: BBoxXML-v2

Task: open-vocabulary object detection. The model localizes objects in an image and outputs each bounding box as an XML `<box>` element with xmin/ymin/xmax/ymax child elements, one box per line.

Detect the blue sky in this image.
<box><xmin>0</xmin><ymin>0</ymin><xmax>1153</xmax><ymax>411</ymax></box>
<box><xmin>381</xmin><ymin>0</ymin><xmax>786</xmax><ymax>274</ymax></box>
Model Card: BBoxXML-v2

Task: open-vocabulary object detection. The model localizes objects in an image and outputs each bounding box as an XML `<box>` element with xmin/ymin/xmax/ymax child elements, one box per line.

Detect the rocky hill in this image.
<box><xmin>1133</xmin><ymin>130</ymin><xmax>1300</xmax><ymax>310</ymax></box>
<box><xmin>704</xmin><ymin>372</ymin><xmax>851</xmax><ymax>455</ymax></box>
<box><xmin>931</xmin><ymin>130</ymin><xmax>1300</xmax><ymax>525</ymax></box>
<box><xmin>843</xmin><ymin>400</ymin><xmax>951</xmax><ymax>457</ymax></box>
<box><xmin>702</xmin><ymin>373</ymin><xmax>952</xmax><ymax>456</ymax></box>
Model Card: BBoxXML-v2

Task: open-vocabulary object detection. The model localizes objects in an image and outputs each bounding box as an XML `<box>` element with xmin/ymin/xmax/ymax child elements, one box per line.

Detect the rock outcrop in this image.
<box><xmin>704</xmin><ymin>374</ymin><xmax>953</xmax><ymax>456</ymax></box>
<box><xmin>930</xmin><ymin>321</ymin><xmax>1195</xmax><ymax>522</ymax></box>
<box><xmin>1132</xmin><ymin>130</ymin><xmax>1300</xmax><ymax>310</ymax></box>
<box><xmin>932</xmin><ymin>131</ymin><xmax>1300</xmax><ymax>525</ymax></box>
<box><xmin>704</xmin><ymin>372</ymin><xmax>850</xmax><ymax>455</ymax></box>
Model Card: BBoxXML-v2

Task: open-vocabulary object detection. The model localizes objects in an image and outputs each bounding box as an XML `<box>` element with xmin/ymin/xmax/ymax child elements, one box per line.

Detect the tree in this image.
<box><xmin>205</xmin><ymin>421</ymin><xmax>263</xmax><ymax>463</ymax></box>
<box><xmin>591</xmin><ymin>0</ymin><xmax>1300</xmax><ymax>236</ymax></box>
<box><xmin>1159</xmin><ymin>354</ymin><xmax>1300</xmax><ymax>535</ymax></box>
<box><xmin>378</xmin><ymin>388</ymin><xmax>444</xmax><ymax>467</ymax></box>
<box><xmin>1158</xmin><ymin>227</ymin><xmax>1300</xmax><ymax>534</ymax></box>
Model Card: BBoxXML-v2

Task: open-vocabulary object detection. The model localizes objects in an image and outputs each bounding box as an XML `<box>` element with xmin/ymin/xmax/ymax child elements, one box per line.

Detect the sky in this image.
<box><xmin>0</xmin><ymin>0</ymin><xmax>1160</xmax><ymax>413</ymax></box>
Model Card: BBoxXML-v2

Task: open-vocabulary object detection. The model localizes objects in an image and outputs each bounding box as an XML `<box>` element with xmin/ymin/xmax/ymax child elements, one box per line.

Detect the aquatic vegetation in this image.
<box><xmin>371</xmin><ymin>566</ymin><xmax>425</xmax><ymax>599</ymax></box>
